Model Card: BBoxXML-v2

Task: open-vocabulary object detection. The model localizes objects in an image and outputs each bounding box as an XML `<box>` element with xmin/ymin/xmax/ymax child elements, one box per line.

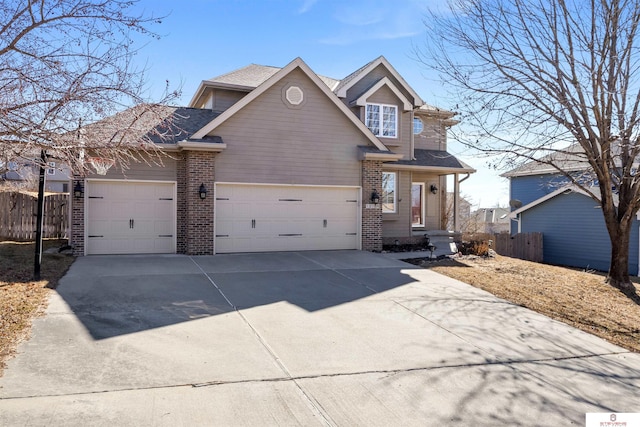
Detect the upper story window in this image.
<box><xmin>382</xmin><ymin>172</ymin><xmax>397</xmax><ymax>213</ymax></box>
<box><xmin>366</xmin><ymin>103</ymin><xmax>397</xmax><ymax>138</ymax></box>
<box><xmin>47</xmin><ymin>162</ymin><xmax>55</xmax><ymax>175</ymax></box>
<box><xmin>413</xmin><ymin>117</ymin><xmax>423</xmax><ymax>135</ymax></box>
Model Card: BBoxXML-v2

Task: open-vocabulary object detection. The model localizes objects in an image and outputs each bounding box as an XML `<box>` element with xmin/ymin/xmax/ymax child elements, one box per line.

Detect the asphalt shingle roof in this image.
<box><xmin>82</xmin><ymin>105</ymin><xmax>221</xmax><ymax>146</ymax></box>
<box><xmin>394</xmin><ymin>149</ymin><xmax>474</xmax><ymax>171</ymax></box>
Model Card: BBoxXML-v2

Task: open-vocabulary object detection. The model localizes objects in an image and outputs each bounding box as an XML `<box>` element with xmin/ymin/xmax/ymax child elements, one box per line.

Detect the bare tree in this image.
<box><xmin>418</xmin><ymin>0</ymin><xmax>640</xmax><ymax>298</ymax></box>
<box><xmin>0</xmin><ymin>0</ymin><xmax>180</xmax><ymax>176</ymax></box>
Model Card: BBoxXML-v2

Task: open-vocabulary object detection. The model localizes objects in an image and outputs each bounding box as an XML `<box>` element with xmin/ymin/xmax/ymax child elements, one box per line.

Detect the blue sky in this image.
<box><xmin>134</xmin><ymin>0</ymin><xmax>510</xmax><ymax>207</ymax></box>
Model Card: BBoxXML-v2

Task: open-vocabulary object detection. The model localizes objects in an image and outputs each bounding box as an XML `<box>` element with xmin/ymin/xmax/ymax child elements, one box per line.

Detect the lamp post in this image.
<box><xmin>34</xmin><ymin>150</ymin><xmax>46</xmax><ymax>280</ymax></box>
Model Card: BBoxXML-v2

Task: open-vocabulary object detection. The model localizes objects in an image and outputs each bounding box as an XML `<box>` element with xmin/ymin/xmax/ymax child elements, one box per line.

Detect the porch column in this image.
<box><xmin>453</xmin><ymin>173</ymin><xmax>459</xmax><ymax>232</ymax></box>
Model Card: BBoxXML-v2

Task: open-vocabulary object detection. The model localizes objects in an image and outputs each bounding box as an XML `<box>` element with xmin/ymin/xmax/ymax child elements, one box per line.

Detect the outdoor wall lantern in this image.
<box><xmin>430</xmin><ymin>184</ymin><xmax>438</xmax><ymax>194</ymax></box>
<box><xmin>73</xmin><ymin>182</ymin><xmax>83</xmax><ymax>198</ymax></box>
<box><xmin>371</xmin><ymin>190</ymin><xmax>380</xmax><ymax>204</ymax></box>
<box><xmin>199</xmin><ymin>183</ymin><xmax>208</xmax><ymax>200</ymax></box>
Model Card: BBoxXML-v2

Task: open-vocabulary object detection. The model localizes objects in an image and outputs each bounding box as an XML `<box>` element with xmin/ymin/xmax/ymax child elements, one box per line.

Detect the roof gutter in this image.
<box><xmin>176</xmin><ymin>140</ymin><xmax>227</xmax><ymax>152</ymax></box>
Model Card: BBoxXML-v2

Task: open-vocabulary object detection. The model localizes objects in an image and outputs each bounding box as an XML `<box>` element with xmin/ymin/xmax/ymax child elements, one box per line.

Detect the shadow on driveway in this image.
<box><xmin>56</xmin><ymin>251</ymin><xmax>418</xmax><ymax>340</ymax></box>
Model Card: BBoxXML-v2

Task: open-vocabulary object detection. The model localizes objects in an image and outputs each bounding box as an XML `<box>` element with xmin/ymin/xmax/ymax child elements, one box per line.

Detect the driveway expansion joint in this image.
<box><xmin>2</xmin><ymin>352</ymin><xmax>630</xmax><ymax>402</ymax></box>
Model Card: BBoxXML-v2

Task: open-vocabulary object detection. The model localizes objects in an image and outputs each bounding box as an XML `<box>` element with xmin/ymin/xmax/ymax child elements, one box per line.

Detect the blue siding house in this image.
<box><xmin>502</xmin><ymin>145</ymin><xmax>640</xmax><ymax>275</ymax></box>
<box><xmin>508</xmin><ymin>186</ymin><xmax>639</xmax><ymax>275</ymax></box>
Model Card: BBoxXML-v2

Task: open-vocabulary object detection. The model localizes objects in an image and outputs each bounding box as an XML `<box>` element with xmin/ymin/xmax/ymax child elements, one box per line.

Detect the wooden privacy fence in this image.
<box><xmin>491</xmin><ymin>232</ymin><xmax>543</xmax><ymax>263</ymax></box>
<box><xmin>0</xmin><ymin>192</ymin><xmax>69</xmax><ymax>240</ymax></box>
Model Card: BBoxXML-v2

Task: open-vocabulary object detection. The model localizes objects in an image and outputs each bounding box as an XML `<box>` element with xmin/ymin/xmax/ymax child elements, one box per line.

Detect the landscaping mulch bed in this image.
<box><xmin>407</xmin><ymin>254</ymin><xmax>640</xmax><ymax>353</ymax></box>
<box><xmin>0</xmin><ymin>240</ymin><xmax>75</xmax><ymax>375</ymax></box>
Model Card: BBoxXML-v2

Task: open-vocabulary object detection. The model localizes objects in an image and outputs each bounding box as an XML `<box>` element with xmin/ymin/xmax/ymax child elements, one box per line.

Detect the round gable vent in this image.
<box><xmin>285</xmin><ymin>86</ymin><xmax>304</xmax><ymax>105</ymax></box>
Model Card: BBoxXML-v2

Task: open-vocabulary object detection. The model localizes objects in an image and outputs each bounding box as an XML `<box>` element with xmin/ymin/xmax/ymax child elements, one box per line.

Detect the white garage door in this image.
<box><xmin>215</xmin><ymin>184</ymin><xmax>360</xmax><ymax>253</ymax></box>
<box><xmin>86</xmin><ymin>180</ymin><xmax>176</xmax><ymax>255</ymax></box>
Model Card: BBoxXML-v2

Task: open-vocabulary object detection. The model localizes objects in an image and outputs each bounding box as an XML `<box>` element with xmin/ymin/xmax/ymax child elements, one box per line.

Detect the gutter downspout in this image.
<box><xmin>410</xmin><ymin>109</ymin><xmax>416</xmax><ymax>160</ymax></box>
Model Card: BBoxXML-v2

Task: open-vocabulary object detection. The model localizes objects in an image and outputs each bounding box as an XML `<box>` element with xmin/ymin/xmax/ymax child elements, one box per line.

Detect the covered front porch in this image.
<box><xmin>381</xmin><ymin>148</ymin><xmax>475</xmax><ymax>256</ymax></box>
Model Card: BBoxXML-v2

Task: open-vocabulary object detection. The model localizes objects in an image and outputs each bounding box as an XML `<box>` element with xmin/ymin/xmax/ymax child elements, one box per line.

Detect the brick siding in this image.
<box><xmin>361</xmin><ymin>160</ymin><xmax>383</xmax><ymax>252</ymax></box>
<box><xmin>182</xmin><ymin>151</ymin><xmax>216</xmax><ymax>255</ymax></box>
<box><xmin>70</xmin><ymin>177</ymin><xmax>85</xmax><ymax>256</ymax></box>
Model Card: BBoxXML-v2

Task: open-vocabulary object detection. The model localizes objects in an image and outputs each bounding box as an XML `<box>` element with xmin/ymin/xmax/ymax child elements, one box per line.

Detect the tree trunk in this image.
<box><xmin>606</xmin><ymin>224</ymin><xmax>639</xmax><ymax>299</ymax></box>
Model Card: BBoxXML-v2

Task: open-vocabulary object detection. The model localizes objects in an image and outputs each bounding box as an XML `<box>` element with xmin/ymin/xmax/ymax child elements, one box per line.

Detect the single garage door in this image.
<box><xmin>215</xmin><ymin>184</ymin><xmax>360</xmax><ymax>253</ymax></box>
<box><xmin>86</xmin><ymin>180</ymin><xmax>176</xmax><ymax>255</ymax></box>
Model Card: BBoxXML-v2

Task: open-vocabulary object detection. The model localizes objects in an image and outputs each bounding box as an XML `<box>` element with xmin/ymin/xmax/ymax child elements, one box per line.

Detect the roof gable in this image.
<box><xmin>508</xmin><ymin>184</ymin><xmax>606</xmax><ymax>217</ymax></box>
<box><xmin>334</xmin><ymin>56</ymin><xmax>423</xmax><ymax>107</ymax></box>
<box><xmin>352</xmin><ymin>77</ymin><xmax>413</xmax><ymax>111</ymax></box>
<box><xmin>191</xmin><ymin>57</ymin><xmax>389</xmax><ymax>151</ymax></box>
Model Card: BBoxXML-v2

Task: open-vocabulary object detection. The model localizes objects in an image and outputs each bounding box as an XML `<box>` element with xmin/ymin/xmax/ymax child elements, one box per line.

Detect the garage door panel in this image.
<box><xmin>215</xmin><ymin>184</ymin><xmax>359</xmax><ymax>254</ymax></box>
<box><xmin>87</xmin><ymin>181</ymin><xmax>176</xmax><ymax>255</ymax></box>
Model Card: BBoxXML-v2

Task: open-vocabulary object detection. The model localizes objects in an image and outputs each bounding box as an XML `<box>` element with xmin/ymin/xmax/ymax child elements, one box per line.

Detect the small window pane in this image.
<box><xmin>382</xmin><ymin>172</ymin><xmax>396</xmax><ymax>213</ymax></box>
<box><xmin>382</xmin><ymin>106</ymin><xmax>396</xmax><ymax>137</ymax></box>
<box><xmin>366</xmin><ymin>104</ymin><xmax>380</xmax><ymax>135</ymax></box>
<box><xmin>413</xmin><ymin>118</ymin><xmax>423</xmax><ymax>135</ymax></box>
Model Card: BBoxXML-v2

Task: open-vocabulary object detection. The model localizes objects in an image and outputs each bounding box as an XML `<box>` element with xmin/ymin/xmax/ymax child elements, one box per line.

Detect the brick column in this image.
<box><xmin>183</xmin><ymin>151</ymin><xmax>216</xmax><ymax>255</ymax></box>
<box><xmin>70</xmin><ymin>176</ymin><xmax>85</xmax><ymax>256</ymax></box>
<box><xmin>176</xmin><ymin>152</ymin><xmax>187</xmax><ymax>253</ymax></box>
<box><xmin>361</xmin><ymin>160</ymin><xmax>383</xmax><ymax>252</ymax></box>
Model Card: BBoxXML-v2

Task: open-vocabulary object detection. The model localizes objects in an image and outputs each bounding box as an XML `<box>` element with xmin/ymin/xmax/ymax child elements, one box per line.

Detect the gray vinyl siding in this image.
<box><xmin>412</xmin><ymin>172</ymin><xmax>442</xmax><ymax>230</ymax></box>
<box><xmin>520</xmin><ymin>191</ymin><xmax>639</xmax><ymax>275</ymax></box>
<box><xmin>382</xmin><ymin>171</ymin><xmax>444</xmax><ymax>238</ymax></box>
<box><xmin>365</xmin><ymin>85</ymin><xmax>411</xmax><ymax>159</ymax></box>
<box><xmin>204</xmin><ymin>89</ymin><xmax>246</xmax><ymax>112</ymax></box>
<box><xmin>212</xmin><ymin>67</ymin><xmax>371</xmax><ymax>186</ymax></box>
<box><xmin>382</xmin><ymin>170</ymin><xmax>411</xmax><ymax>238</ymax></box>
<box><xmin>97</xmin><ymin>155</ymin><xmax>177</xmax><ymax>181</ymax></box>
<box><xmin>414</xmin><ymin>116</ymin><xmax>447</xmax><ymax>151</ymax></box>
<box><xmin>345</xmin><ymin>64</ymin><xmax>416</xmax><ymax>106</ymax></box>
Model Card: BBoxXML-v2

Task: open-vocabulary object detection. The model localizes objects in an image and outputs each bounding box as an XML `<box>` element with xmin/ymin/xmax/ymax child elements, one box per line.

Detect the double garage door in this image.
<box><xmin>86</xmin><ymin>180</ymin><xmax>176</xmax><ymax>255</ymax></box>
<box><xmin>85</xmin><ymin>181</ymin><xmax>360</xmax><ymax>255</ymax></box>
<box><xmin>215</xmin><ymin>184</ymin><xmax>360</xmax><ymax>253</ymax></box>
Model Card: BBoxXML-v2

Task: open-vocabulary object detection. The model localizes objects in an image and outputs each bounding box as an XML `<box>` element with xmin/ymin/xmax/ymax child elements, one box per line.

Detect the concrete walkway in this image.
<box><xmin>0</xmin><ymin>250</ymin><xmax>638</xmax><ymax>426</ymax></box>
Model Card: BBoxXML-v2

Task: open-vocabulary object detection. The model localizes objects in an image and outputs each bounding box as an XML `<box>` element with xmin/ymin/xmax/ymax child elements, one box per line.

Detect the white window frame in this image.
<box><xmin>46</xmin><ymin>161</ymin><xmax>56</xmax><ymax>175</ymax></box>
<box><xmin>411</xmin><ymin>183</ymin><xmax>425</xmax><ymax>227</ymax></box>
<box><xmin>366</xmin><ymin>103</ymin><xmax>398</xmax><ymax>138</ymax></box>
<box><xmin>382</xmin><ymin>172</ymin><xmax>397</xmax><ymax>213</ymax></box>
<box><xmin>413</xmin><ymin>117</ymin><xmax>423</xmax><ymax>135</ymax></box>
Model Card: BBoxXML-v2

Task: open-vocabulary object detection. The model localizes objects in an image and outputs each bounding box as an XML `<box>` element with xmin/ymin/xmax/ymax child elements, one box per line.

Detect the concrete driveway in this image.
<box><xmin>1</xmin><ymin>250</ymin><xmax>639</xmax><ymax>426</ymax></box>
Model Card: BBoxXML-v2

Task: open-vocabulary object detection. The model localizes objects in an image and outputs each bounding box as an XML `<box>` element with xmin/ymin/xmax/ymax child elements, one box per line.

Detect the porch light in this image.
<box><xmin>371</xmin><ymin>190</ymin><xmax>380</xmax><ymax>204</ymax></box>
<box><xmin>430</xmin><ymin>184</ymin><xmax>438</xmax><ymax>194</ymax></box>
<box><xmin>199</xmin><ymin>183</ymin><xmax>208</xmax><ymax>200</ymax></box>
<box><xmin>73</xmin><ymin>182</ymin><xmax>83</xmax><ymax>198</ymax></box>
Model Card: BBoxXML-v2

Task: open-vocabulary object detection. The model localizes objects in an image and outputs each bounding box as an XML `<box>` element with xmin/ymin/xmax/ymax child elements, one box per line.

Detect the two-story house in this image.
<box><xmin>69</xmin><ymin>56</ymin><xmax>474</xmax><ymax>256</ymax></box>
<box><xmin>2</xmin><ymin>159</ymin><xmax>71</xmax><ymax>193</ymax></box>
<box><xmin>502</xmin><ymin>146</ymin><xmax>640</xmax><ymax>274</ymax></box>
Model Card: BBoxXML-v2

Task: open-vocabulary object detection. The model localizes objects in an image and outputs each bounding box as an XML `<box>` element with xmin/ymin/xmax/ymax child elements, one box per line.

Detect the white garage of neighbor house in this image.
<box><xmin>70</xmin><ymin>56</ymin><xmax>474</xmax><ymax>256</ymax></box>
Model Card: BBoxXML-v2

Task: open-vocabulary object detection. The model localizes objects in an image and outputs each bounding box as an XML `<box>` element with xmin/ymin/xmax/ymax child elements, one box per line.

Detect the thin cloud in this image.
<box><xmin>319</xmin><ymin>1</ymin><xmax>425</xmax><ymax>45</ymax></box>
<box><xmin>298</xmin><ymin>0</ymin><xmax>319</xmax><ymax>14</ymax></box>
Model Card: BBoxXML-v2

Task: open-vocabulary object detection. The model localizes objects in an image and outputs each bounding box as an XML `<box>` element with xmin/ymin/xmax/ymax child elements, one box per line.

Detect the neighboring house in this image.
<box><xmin>502</xmin><ymin>153</ymin><xmax>640</xmax><ymax>274</ymax></box>
<box><xmin>1</xmin><ymin>159</ymin><xmax>71</xmax><ymax>193</ymax></box>
<box><xmin>470</xmin><ymin>207</ymin><xmax>510</xmax><ymax>234</ymax></box>
<box><xmin>445</xmin><ymin>192</ymin><xmax>472</xmax><ymax>231</ymax></box>
<box><xmin>69</xmin><ymin>56</ymin><xmax>475</xmax><ymax>256</ymax></box>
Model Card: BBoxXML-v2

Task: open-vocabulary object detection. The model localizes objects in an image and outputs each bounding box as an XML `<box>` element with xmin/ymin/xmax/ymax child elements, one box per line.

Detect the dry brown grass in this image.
<box><xmin>412</xmin><ymin>254</ymin><xmax>640</xmax><ymax>353</ymax></box>
<box><xmin>0</xmin><ymin>240</ymin><xmax>75</xmax><ymax>375</ymax></box>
